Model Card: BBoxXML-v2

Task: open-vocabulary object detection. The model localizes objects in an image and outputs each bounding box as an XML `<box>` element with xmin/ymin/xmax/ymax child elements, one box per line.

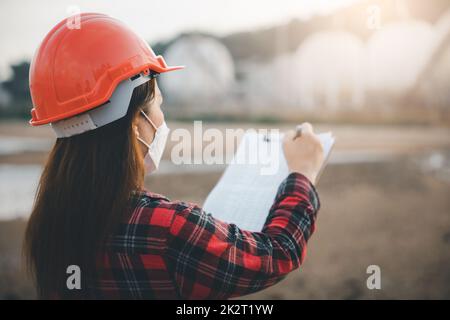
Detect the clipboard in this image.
<box><xmin>203</xmin><ymin>130</ymin><xmax>335</xmax><ymax>232</ymax></box>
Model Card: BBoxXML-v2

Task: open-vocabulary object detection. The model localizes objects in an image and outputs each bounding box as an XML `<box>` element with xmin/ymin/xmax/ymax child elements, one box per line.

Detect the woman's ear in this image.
<box><xmin>133</xmin><ymin>124</ymin><xmax>140</xmax><ymax>137</ymax></box>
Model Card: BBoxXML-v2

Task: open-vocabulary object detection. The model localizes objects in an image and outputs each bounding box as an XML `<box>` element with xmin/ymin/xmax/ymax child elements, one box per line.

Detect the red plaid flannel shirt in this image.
<box><xmin>91</xmin><ymin>172</ymin><xmax>320</xmax><ymax>299</ymax></box>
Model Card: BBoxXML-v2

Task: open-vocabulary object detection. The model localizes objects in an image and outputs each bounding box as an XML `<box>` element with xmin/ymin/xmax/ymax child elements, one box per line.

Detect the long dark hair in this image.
<box><xmin>24</xmin><ymin>78</ymin><xmax>156</xmax><ymax>299</ymax></box>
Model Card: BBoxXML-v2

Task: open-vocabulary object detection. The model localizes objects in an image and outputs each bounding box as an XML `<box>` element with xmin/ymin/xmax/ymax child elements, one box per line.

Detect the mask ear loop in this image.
<box><xmin>137</xmin><ymin>136</ymin><xmax>151</xmax><ymax>149</ymax></box>
<box><xmin>136</xmin><ymin>109</ymin><xmax>158</xmax><ymax>148</ymax></box>
<box><xmin>140</xmin><ymin>109</ymin><xmax>158</xmax><ymax>130</ymax></box>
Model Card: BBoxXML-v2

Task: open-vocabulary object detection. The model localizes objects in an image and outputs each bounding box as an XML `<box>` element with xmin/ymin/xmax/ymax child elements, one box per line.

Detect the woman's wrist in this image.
<box><xmin>288</xmin><ymin>168</ymin><xmax>317</xmax><ymax>186</ymax></box>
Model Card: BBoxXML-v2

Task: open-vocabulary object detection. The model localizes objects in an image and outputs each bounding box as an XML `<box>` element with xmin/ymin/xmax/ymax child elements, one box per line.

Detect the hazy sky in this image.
<box><xmin>0</xmin><ymin>0</ymin><xmax>360</xmax><ymax>79</ymax></box>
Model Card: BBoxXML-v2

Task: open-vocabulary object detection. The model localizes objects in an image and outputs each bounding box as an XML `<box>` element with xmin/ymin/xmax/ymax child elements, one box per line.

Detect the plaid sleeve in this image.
<box><xmin>165</xmin><ymin>172</ymin><xmax>320</xmax><ymax>299</ymax></box>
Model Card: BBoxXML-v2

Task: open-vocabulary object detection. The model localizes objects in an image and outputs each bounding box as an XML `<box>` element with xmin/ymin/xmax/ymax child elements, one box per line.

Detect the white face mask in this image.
<box><xmin>136</xmin><ymin>109</ymin><xmax>170</xmax><ymax>174</ymax></box>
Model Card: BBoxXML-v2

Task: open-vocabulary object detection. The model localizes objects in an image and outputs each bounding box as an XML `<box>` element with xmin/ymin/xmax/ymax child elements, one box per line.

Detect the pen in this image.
<box><xmin>293</xmin><ymin>125</ymin><xmax>303</xmax><ymax>140</ymax></box>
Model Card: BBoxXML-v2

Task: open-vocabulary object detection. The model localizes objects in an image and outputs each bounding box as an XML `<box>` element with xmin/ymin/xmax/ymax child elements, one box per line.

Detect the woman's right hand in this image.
<box><xmin>283</xmin><ymin>123</ymin><xmax>325</xmax><ymax>185</ymax></box>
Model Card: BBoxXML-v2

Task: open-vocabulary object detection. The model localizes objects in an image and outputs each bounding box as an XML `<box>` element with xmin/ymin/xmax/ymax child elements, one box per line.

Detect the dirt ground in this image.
<box><xmin>2</xmin><ymin>158</ymin><xmax>449</xmax><ymax>299</ymax></box>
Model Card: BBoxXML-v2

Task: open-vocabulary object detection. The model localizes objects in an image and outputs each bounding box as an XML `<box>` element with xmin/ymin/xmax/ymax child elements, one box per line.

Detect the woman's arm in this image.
<box><xmin>165</xmin><ymin>172</ymin><xmax>320</xmax><ymax>299</ymax></box>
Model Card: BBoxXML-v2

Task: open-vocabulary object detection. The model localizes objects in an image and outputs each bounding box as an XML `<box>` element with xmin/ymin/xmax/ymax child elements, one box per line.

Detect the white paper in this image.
<box><xmin>203</xmin><ymin>131</ymin><xmax>335</xmax><ymax>232</ymax></box>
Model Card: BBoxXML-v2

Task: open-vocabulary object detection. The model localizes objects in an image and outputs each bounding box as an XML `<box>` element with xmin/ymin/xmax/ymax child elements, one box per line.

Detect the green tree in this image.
<box><xmin>1</xmin><ymin>61</ymin><xmax>31</xmax><ymax>118</ymax></box>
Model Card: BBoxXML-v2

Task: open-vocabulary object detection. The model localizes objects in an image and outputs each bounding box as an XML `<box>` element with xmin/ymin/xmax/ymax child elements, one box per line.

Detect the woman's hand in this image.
<box><xmin>283</xmin><ymin>123</ymin><xmax>325</xmax><ymax>185</ymax></box>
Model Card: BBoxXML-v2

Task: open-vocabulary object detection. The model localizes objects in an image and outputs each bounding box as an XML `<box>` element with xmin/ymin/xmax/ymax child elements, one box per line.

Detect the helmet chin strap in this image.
<box><xmin>51</xmin><ymin>72</ymin><xmax>152</xmax><ymax>138</ymax></box>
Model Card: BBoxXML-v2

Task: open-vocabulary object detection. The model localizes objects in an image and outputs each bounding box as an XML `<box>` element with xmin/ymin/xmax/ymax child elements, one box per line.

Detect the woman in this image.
<box><xmin>24</xmin><ymin>13</ymin><xmax>324</xmax><ymax>299</ymax></box>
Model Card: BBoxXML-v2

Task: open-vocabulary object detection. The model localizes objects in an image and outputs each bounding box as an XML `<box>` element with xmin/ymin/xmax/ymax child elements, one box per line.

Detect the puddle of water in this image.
<box><xmin>414</xmin><ymin>150</ymin><xmax>450</xmax><ymax>183</ymax></box>
<box><xmin>0</xmin><ymin>164</ymin><xmax>41</xmax><ymax>220</ymax></box>
<box><xmin>0</xmin><ymin>136</ymin><xmax>52</xmax><ymax>155</ymax></box>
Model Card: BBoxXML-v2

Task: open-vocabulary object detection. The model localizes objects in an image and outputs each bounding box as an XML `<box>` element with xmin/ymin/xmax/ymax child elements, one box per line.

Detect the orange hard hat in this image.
<box><xmin>29</xmin><ymin>12</ymin><xmax>183</xmax><ymax>131</ymax></box>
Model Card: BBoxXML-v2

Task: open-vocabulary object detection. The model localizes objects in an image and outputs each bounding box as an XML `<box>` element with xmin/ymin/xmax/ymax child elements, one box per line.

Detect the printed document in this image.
<box><xmin>203</xmin><ymin>130</ymin><xmax>335</xmax><ymax>232</ymax></box>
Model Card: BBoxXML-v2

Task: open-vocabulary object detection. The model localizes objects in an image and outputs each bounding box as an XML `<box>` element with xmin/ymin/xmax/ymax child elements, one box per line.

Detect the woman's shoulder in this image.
<box><xmin>108</xmin><ymin>190</ymin><xmax>187</xmax><ymax>253</ymax></box>
<box><xmin>127</xmin><ymin>189</ymin><xmax>196</xmax><ymax>227</ymax></box>
<box><xmin>131</xmin><ymin>189</ymin><xmax>171</xmax><ymax>204</ymax></box>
